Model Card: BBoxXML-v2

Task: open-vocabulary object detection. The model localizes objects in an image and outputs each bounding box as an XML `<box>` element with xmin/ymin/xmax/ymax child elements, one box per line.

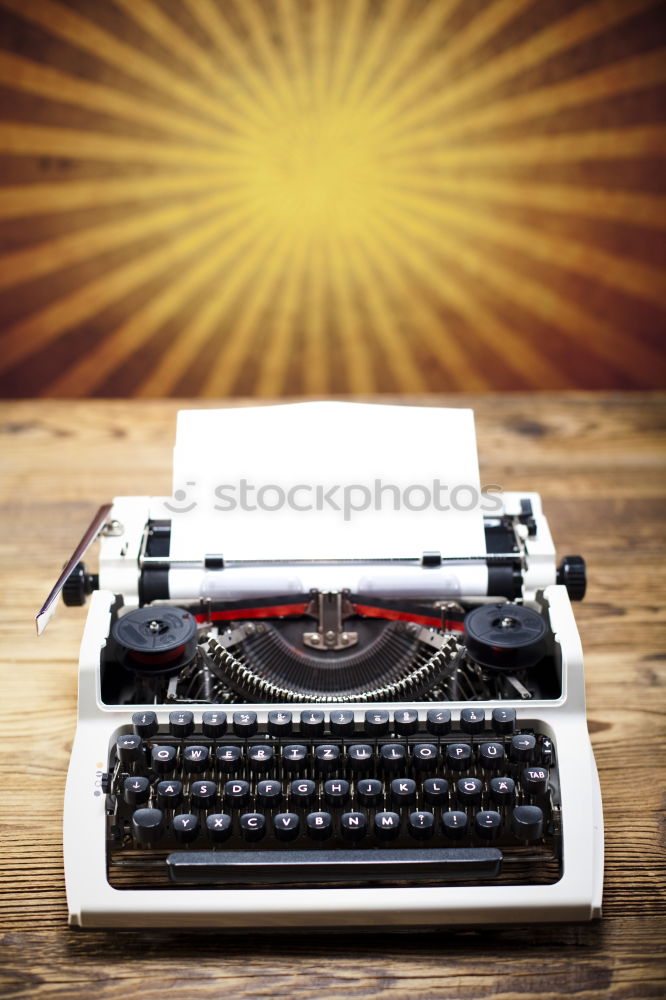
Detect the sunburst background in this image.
<box><xmin>0</xmin><ymin>0</ymin><xmax>664</xmax><ymax>397</ymax></box>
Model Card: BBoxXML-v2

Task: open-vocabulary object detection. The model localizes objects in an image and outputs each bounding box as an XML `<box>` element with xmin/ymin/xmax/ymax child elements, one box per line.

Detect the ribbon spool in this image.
<box><xmin>112</xmin><ymin>606</ymin><xmax>198</xmax><ymax>675</ymax></box>
<box><xmin>463</xmin><ymin>603</ymin><xmax>548</xmax><ymax>672</ymax></box>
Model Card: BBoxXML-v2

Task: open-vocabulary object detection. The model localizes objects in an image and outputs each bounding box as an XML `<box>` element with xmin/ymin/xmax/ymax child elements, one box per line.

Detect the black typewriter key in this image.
<box><xmin>324</xmin><ymin>779</ymin><xmax>350</xmax><ymax>807</ymax></box>
<box><xmin>511</xmin><ymin>804</ymin><xmax>544</xmax><ymax>841</ymax></box>
<box><xmin>426</xmin><ymin>708</ymin><xmax>451</xmax><ymax>736</ymax></box>
<box><xmin>183</xmin><ymin>745</ymin><xmax>209</xmax><ymax>773</ymax></box>
<box><xmin>356</xmin><ymin>778</ymin><xmax>383</xmax><ymax>807</ymax></box>
<box><xmin>379</xmin><ymin>743</ymin><xmax>407</xmax><ymax>773</ymax></box>
<box><xmin>460</xmin><ymin>708</ymin><xmax>485</xmax><ymax>735</ymax></box>
<box><xmin>131</xmin><ymin>711</ymin><xmax>158</xmax><ymax>739</ymax></box>
<box><xmin>156</xmin><ymin>779</ymin><xmax>183</xmax><ymax>809</ymax></box>
<box><xmin>306</xmin><ymin>811</ymin><xmax>333</xmax><ymax>840</ymax></box>
<box><xmin>374</xmin><ymin>811</ymin><xmax>401</xmax><ymax>840</ymax></box>
<box><xmin>412</xmin><ymin>743</ymin><xmax>438</xmax><ymax>772</ymax></box>
<box><xmin>510</xmin><ymin>733</ymin><xmax>537</xmax><ymax>763</ymax></box>
<box><xmin>206</xmin><ymin>813</ymin><xmax>232</xmax><ymax>843</ymax></box>
<box><xmin>408</xmin><ymin>810</ymin><xmax>435</xmax><ymax>840</ymax></box>
<box><xmin>492</xmin><ymin>707</ymin><xmax>516</xmax><ymax>734</ymax></box>
<box><xmin>522</xmin><ymin>766</ymin><xmax>549</xmax><ymax>796</ymax></box>
<box><xmin>423</xmin><ymin>777</ymin><xmax>449</xmax><ymax>806</ymax></box>
<box><xmin>539</xmin><ymin>736</ymin><xmax>554</xmax><ymax>766</ymax></box>
<box><xmin>151</xmin><ymin>745</ymin><xmax>177</xmax><ymax>774</ymax></box>
<box><xmin>479</xmin><ymin>742</ymin><xmax>505</xmax><ymax>770</ymax></box>
<box><xmin>314</xmin><ymin>744</ymin><xmax>340</xmax><ymax>774</ymax></box>
<box><xmin>291</xmin><ymin>778</ymin><xmax>316</xmax><ymax>807</ymax></box>
<box><xmin>364</xmin><ymin>709</ymin><xmax>389</xmax><ymax>736</ymax></box>
<box><xmin>169</xmin><ymin>710</ymin><xmax>194</xmax><ymax>739</ymax></box>
<box><xmin>173</xmin><ymin>813</ymin><xmax>199</xmax><ymax>843</ymax></box>
<box><xmin>456</xmin><ymin>777</ymin><xmax>483</xmax><ymax>807</ymax></box>
<box><xmin>273</xmin><ymin>813</ymin><xmax>300</xmax><ymax>841</ymax></box>
<box><xmin>202</xmin><ymin>710</ymin><xmax>227</xmax><ymax>739</ymax></box>
<box><xmin>257</xmin><ymin>780</ymin><xmax>283</xmax><ymax>808</ymax></box>
<box><xmin>116</xmin><ymin>733</ymin><xmax>143</xmax><ymax>765</ymax></box>
<box><xmin>224</xmin><ymin>779</ymin><xmax>250</xmax><ymax>808</ymax></box>
<box><xmin>489</xmin><ymin>776</ymin><xmax>516</xmax><ymax>806</ymax></box>
<box><xmin>442</xmin><ymin>810</ymin><xmax>469</xmax><ymax>840</ymax></box>
<box><xmin>248</xmin><ymin>745</ymin><xmax>274</xmax><ymax>773</ymax></box>
<box><xmin>391</xmin><ymin>778</ymin><xmax>417</xmax><ymax>807</ymax></box>
<box><xmin>340</xmin><ymin>811</ymin><xmax>367</xmax><ymax>841</ymax></box>
<box><xmin>330</xmin><ymin>710</ymin><xmax>355</xmax><ymax>737</ymax></box>
<box><xmin>282</xmin><ymin>744</ymin><xmax>308</xmax><ymax>773</ymax></box>
<box><xmin>347</xmin><ymin>744</ymin><xmax>374</xmax><ymax>771</ymax></box>
<box><xmin>131</xmin><ymin>808</ymin><xmax>165</xmax><ymax>845</ymax></box>
<box><xmin>475</xmin><ymin>810</ymin><xmax>502</xmax><ymax>841</ymax></box>
<box><xmin>240</xmin><ymin>813</ymin><xmax>265</xmax><ymax>841</ymax></box>
<box><xmin>267</xmin><ymin>710</ymin><xmax>293</xmax><ymax>737</ymax></box>
<box><xmin>300</xmin><ymin>710</ymin><xmax>325</xmax><ymax>737</ymax></box>
<box><xmin>215</xmin><ymin>745</ymin><xmax>242</xmax><ymax>773</ymax></box>
<box><xmin>233</xmin><ymin>711</ymin><xmax>258</xmax><ymax>738</ymax></box>
<box><xmin>394</xmin><ymin>708</ymin><xmax>418</xmax><ymax>736</ymax></box>
<box><xmin>191</xmin><ymin>780</ymin><xmax>218</xmax><ymax>810</ymax></box>
<box><xmin>123</xmin><ymin>775</ymin><xmax>150</xmax><ymax>805</ymax></box>
<box><xmin>446</xmin><ymin>743</ymin><xmax>472</xmax><ymax>772</ymax></box>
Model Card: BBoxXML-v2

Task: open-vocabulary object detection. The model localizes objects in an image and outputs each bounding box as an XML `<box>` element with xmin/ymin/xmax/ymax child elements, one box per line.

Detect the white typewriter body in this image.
<box><xmin>48</xmin><ymin>406</ymin><xmax>603</xmax><ymax>928</ymax></box>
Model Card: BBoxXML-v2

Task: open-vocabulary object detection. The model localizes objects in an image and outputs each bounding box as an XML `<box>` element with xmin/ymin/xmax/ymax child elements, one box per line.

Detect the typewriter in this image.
<box><xmin>39</xmin><ymin>403</ymin><xmax>603</xmax><ymax>928</ymax></box>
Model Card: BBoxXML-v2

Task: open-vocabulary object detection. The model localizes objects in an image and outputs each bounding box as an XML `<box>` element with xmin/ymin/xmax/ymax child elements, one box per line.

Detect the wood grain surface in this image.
<box><xmin>0</xmin><ymin>392</ymin><xmax>665</xmax><ymax>999</ymax></box>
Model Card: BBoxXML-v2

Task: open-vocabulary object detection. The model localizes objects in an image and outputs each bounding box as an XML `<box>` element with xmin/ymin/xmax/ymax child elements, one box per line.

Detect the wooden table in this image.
<box><xmin>1</xmin><ymin>393</ymin><xmax>665</xmax><ymax>999</ymax></box>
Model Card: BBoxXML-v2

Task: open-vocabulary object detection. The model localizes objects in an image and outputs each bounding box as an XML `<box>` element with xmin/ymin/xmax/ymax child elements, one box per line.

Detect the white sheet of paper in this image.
<box><xmin>168</xmin><ymin>401</ymin><xmax>486</xmax><ymax>563</ymax></box>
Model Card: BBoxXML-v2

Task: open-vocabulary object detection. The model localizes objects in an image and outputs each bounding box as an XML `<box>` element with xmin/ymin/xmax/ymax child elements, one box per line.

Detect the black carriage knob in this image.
<box><xmin>62</xmin><ymin>561</ymin><xmax>99</xmax><ymax>606</ymax></box>
<box><xmin>556</xmin><ymin>555</ymin><xmax>586</xmax><ymax>601</ymax></box>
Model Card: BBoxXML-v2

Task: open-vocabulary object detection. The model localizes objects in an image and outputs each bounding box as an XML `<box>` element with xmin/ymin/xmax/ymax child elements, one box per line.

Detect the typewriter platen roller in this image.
<box><xmin>41</xmin><ymin>403</ymin><xmax>603</xmax><ymax>929</ymax></box>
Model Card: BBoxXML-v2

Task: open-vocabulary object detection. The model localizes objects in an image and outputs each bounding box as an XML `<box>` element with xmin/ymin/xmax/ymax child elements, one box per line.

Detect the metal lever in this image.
<box><xmin>303</xmin><ymin>590</ymin><xmax>358</xmax><ymax>651</ymax></box>
<box><xmin>35</xmin><ymin>503</ymin><xmax>112</xmax><ymax>635</ymax></box>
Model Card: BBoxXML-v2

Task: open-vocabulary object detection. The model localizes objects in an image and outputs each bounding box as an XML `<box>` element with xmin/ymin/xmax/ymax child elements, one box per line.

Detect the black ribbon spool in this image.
<box><xmin>463</xmin><ymin>603</ymin><xmax>548</xmax><ymax>672</ymax></box>
<box><xmin>112</xmin><ymin>606</ymin><xmax>198</xmax><ymax>676</ymax></box>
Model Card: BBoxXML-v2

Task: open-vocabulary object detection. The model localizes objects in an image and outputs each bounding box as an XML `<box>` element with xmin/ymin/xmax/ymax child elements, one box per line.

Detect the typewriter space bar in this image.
<box><xmin>166</xmin><ymin>848</ymin><xmax>503</xmax><ymax>884</ymax></box>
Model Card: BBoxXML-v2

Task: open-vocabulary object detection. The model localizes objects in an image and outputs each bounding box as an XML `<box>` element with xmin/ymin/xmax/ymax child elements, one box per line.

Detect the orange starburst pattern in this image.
<box><xmin>0</xmin><ymin>0</ymin><xmax>664</xmax><ymax>396</ymax></box>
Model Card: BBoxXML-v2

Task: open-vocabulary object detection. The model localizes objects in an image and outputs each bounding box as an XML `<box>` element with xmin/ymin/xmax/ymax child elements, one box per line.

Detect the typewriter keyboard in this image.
<box><xmin>105</xmin><ymin>708</ymin><xmax>562</xmax><ymax>889</ymax></box>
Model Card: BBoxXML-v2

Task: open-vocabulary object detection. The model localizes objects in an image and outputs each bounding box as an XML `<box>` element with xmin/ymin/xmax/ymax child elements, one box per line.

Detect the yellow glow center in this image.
<box><xmin>244</xmin><ymin>106</ymin><xmax>381</xmax><ymax>237</ymax></box>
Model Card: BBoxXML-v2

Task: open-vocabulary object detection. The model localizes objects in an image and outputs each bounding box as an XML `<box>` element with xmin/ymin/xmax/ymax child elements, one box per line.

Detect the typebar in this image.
<box><xmin>166</xmin><ymin>847</ymin><xmax>503</xmax><ymax>884</ymax></box>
